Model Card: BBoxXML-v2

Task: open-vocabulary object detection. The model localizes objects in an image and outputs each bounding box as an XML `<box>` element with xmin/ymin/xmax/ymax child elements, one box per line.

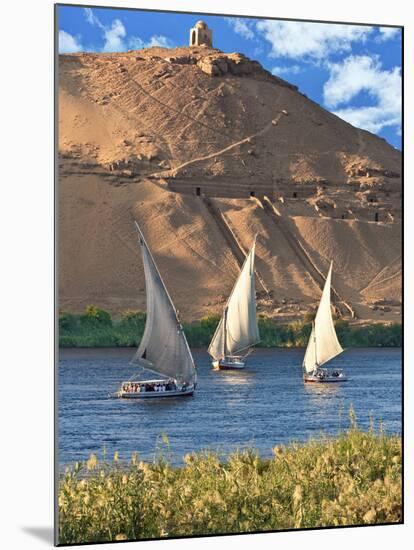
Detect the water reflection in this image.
<box><xmin>304</xmin><ymin>382</ymin><xmax>342</xmax><ymax>399</ymax></box>
<box><xmin>211</xmin><ymin>368</ymin><xmax>256</xmax><ymax>385</ymax></box>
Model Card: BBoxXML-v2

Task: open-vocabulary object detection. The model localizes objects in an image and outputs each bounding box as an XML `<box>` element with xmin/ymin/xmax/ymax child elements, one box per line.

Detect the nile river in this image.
<box><xmin>58</xmin><ymin>348</ymin><xmax>401</xmax><ymax>466</ymax></box>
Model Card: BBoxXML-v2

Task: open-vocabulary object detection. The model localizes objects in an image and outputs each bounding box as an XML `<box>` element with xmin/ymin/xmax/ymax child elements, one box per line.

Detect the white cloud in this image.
<box><xmin>84</xmin><ymin>7</ymin><xmax>103</xmax><ymax>29</ymax></box>
<box><xmin>271</xmin><ymin>65</ymin><xmax>301</xmax><ymax>76</ymax></box>
<box><xmin>256</xmin><ymin>20</ymin><xmax>373</xmax><ymax>60</ymax></box>
<box><xmin>145</xmin><ymin>35</ymin><xmax>175</xmax><ymax>48</ymax></box>
<box><xmin>378</xmin><ymin>27</ymin><xmax>400</xmax><ymax>41</ymax></box>
<box><xmin>59</xmin><ymin>30</ymin><xmax>83</xmax><ymax>53</ymax></box>
<box><xmin>127</xmin><ymin>34</ymin><xmax>174</xmax><ymax>50</ymax></box>
<box><xmin>228</xmin><ymin>18</ymin><xmax>255</xmax><ymax>40</ymax></box>
<box><xmin>323</xmin><ymin>55</ymin><xmax>401</xmax><ymax>133</ymax></box>
<box><xmin>102</xmin><ymin>19</ymin><xmax>126</xmax><ymax>52</ymax></box>
<box><xmin>127</xmin><ymin>36</ymin><xmax>145</xmax><ymax>50</ymax></box>
<box><xmin>83</xmin><ymin>8</ymin><xmax>174</xmax><ymax>53</ymax></box>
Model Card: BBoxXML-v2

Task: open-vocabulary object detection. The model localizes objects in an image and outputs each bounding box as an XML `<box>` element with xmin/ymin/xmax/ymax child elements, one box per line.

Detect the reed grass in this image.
<box><xmin>59</xmin><ymin>308</ymin><xmax>402</xmax><ymax>348</ymax></box>
<box><xmin>58</xmin><ymin>423</ymin><xmax>402</xmax><ymax>544</ymax></box>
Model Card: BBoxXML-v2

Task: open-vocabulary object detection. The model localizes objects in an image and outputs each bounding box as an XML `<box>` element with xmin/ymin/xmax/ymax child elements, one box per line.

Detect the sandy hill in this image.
<box><xmin>58</xmin><ymin>46</ymin><xmax>402</xmax><ymax>323</ymax></box>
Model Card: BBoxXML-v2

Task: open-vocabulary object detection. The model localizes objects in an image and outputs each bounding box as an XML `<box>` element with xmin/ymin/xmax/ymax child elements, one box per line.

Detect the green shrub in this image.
<box><xmin>59</xmin><ymin>334</ymin><xmax>78</xmax><ymax>347</ymax></box>
<box><xmin>58</xmin><ymin>308</ymin><xmax>402</xmax><ymax>350</ymax></box>
<box><xmin>118</xmin><ymin>310</ymin><xmax>146</xmax><ymax>330</ymax></box>
<box><xmin>79</xmin><ymin>305</ymin><xmax>112</xmax><ymax>328</ymax></box>
<box><xmin>59</xmin><ymin>310</ymin><xmax>78</xmax><ymax>332</ymax></box>
<box><xmin>199</xmin><ymin>314</ymin><xmax>221</xmax><ymax>332</ymax></box>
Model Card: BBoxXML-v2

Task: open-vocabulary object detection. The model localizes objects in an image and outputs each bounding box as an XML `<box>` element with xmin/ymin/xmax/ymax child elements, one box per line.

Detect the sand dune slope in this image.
<box><xmin>58</xmin><ymin>47</ymin><xmax>401</xmax><ymax>323</ymax></box>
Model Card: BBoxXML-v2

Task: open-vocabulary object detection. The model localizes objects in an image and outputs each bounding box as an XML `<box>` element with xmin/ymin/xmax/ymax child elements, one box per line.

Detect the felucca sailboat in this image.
<box><xmin>208</xmin><ymin>236</ymin><xmax>260</xmax><ymax>370</ymax></box>
<box><xmin>302</xmin><ymin>262</ymin><xmax>347</xmax><ymax>383</ymax></box>
<box><xmin>116</xmin><ymin>222</ymin><xmax>197</xmax><ymax>398</ymax></box>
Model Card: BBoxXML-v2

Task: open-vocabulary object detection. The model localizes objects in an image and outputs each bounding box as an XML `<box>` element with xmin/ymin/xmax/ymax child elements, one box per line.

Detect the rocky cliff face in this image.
<box><xmin>58</xmin><ymin>46</ymin><xmax>402</xmax><ymax>323</ymax></box>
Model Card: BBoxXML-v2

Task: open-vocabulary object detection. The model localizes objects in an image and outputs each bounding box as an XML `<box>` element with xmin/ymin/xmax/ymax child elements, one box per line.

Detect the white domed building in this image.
<box><xmin>189</xmin><ymin>20</ymin><xmax>213</xmax><ymax>47</ymax></box>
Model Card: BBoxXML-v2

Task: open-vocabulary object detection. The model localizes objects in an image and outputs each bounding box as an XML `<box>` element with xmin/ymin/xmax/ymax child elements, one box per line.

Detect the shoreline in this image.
<box><xmin>58</xmin><ymin>346</ymin><xmax>402</xmax><ymax>357</ymax></box>
<box><xmin>59</xmin><ymin>308</ymin><xmax>402</xmax><ymax>349</ymax></box>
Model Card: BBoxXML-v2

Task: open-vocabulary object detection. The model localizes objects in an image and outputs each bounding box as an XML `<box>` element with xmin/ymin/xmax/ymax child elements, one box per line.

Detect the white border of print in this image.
<box><xmin>0</xmin><ymin>0</ymin><xmax>411</xmax><ymax>549</ymax></box>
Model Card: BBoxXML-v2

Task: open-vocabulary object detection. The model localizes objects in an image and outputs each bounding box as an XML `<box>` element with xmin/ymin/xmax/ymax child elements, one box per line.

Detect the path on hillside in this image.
<box><xmin>258</xmin><ymin>196</ymin><xmax>355</xmax><ymax>319</ymax></box>
<box><xmin>162</xmin><ymin>111</ymin><xmax>286</xmax><ymax>178</ymax></box>
<box><xmin>202</xmin><ymin>197</ymin><xmax>270</xmax><ymax>295</ymax></box>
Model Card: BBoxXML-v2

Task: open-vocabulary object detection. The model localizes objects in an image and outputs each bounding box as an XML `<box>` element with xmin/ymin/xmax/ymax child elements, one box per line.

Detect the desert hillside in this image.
<box><xmin>58</xmin><ymin>46</ymin><xmax>402</xmax><ymax>323</ymax></box>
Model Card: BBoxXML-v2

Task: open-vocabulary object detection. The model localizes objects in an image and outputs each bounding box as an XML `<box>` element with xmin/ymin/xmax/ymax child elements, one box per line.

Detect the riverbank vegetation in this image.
<box><xmin>58</xmin><ymin>423</ymin><xmax>402</xmax><ymax>544</ymax></box>
<box><xmin>59</xmin><ymin>306</ymin><xmax>402</xmax><ymax>348</ymax></box>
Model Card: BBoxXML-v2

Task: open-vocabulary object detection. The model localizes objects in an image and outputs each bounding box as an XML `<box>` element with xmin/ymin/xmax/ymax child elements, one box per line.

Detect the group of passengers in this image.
<box><xmin>122</xmin><ymin>379</ymin><xmax>177</xmax><ymax>393</ymax></box>
<box><xmin>315</xmin><ymin>369</ymin><xmax>341</xmax><ymax>379</ymax></box>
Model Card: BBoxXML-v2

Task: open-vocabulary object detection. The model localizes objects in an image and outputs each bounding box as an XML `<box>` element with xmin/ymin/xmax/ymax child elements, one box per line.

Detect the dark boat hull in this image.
<box><xmin>304</xmin><ymin>374</ymin><xmax>347</xmax><ymax>383</ymax></box>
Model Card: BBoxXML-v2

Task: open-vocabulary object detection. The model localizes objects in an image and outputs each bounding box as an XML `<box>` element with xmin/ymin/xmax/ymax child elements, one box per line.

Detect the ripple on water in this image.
<box><xmin>58</xmin><ymin>347</ymin><xmax>402</xmax><ymax>466</ymax></box>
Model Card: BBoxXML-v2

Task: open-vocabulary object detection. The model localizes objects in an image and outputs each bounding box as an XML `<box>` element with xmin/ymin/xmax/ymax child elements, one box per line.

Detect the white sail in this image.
<box><xmin>208</xmin><ymin>238</ymin><xmax>260</xmax><ymax>360</ymax></box>
<box><xmin>303</xmin><ymin>262</ymin><xmax>343</xmax><ymax>373</ymax></box>
<box><xmin>131</xmin><ymin>223</ymin><xmax>196</xmax><ymax>385</ymax></box>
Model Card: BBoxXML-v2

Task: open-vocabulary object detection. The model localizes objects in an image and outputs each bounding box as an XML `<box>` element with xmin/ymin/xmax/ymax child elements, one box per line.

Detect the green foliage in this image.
<box><xmin>119</xmin><ymin>310</ymin><xmax>146</xmax><ymax>330</ymax></box>
<box><xmin>58</xmin><ymin>428</ymin><xmax>402</xmax><ymax>544</ymax></box>
<box><xmin>58</xmin><ymin>307</ymin><xmax>401</xmax><ymax>349</ymax></box>
<box><xmin>80</xmin><ymin>305</ymin><xmax>112</xmax><ymax>328</ymax></box>
<box><xmin>59</xmin><ymin>310</ymin><xmax>78</xmax><ymax>332</ymax></box>
<box><xmin>200</xmin><ymin>314</ymin><xmax>221</xmax><ymax>332</ymax></box>
<box><xmin>59</xmin><ymin>335</ymin><xmax>78</xmax><ymax>347</ymax></box>
<box><xmin>336</xmin><ymin>321</ymin><xmax>402</xmax><ymax>348</ymax></box>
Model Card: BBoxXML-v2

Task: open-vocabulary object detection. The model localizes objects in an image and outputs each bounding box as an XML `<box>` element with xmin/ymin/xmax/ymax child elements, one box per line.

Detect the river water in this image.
<box><xmin>58</xmin><ymin>347</ymin><xmax>401</xmax><ymax>466</ymax></box>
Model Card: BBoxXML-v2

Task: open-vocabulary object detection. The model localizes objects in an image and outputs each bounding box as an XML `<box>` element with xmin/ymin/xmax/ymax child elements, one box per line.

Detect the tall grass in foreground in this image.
<box><xmin>58</xmin><ymin>426</ymin><xmax>402</xmax><ymax>544</ymax></box>
<box><xmin>59</xmin><ymin>307</ymin><xmax>402</xmax><ymax>348</ymax></box>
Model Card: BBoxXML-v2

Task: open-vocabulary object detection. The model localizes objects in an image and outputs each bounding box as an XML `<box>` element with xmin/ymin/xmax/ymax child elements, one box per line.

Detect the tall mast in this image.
<box><xmin>222</xmin><ymin>306</ymin><xmax>228</xmax><ymax>358</ymax></box>
<box><xmin>313</xmin><ymin>320</ymin><xmax>317</xmax><ymax>367</ymax></box>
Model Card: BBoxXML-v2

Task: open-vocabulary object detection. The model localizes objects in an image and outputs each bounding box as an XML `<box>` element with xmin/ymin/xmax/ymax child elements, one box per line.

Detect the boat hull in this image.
<box><xmin>117</xmin><ymin>388</ymin><xmax>194</xmax><ymax>398</ymax></box>
<box><xmin>303</xmin><ymin>373</ymin><xmax>347</xmax><ymax>383</ymax></box>
<box><xmin>212</xmin><ymin>359</ymin><xmax>246</xmax><ymax>370</ymax></box>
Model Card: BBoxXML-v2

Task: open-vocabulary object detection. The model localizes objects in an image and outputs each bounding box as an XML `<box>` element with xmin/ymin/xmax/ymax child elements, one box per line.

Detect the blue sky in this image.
<box><xmin>58</xmin><ymin>5</ymin><xmax>402</xmax><ymax>149</ymax></box>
